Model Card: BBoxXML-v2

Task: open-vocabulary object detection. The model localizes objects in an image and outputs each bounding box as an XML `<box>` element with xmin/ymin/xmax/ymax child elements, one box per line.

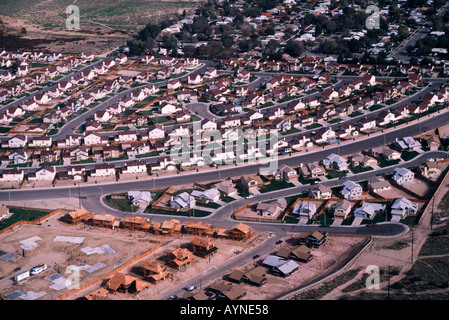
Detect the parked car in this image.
<box><xmin>186</xmin><ymin>285</ymin><xmax>197</xmax><ymax>291</ymax></box>
<box><xmin>30</xmin><ymin>264</ymin><xmax>47</xmax><ymax>276</ymax></box>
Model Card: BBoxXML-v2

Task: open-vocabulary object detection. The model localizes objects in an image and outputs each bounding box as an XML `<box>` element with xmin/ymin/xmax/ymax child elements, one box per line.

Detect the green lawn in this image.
<box><xmin>349</xmin><ymin>165</ymin><xmax>374</xmax><ymax>174</ymax></box>
<box><xmin>280</xmin><ymin>127</ymin><xmax>301</xmax><ymax>135</ymax></box>
<box><xmin>315</xmin><ymin>212</ymin><xmax>334</xmax><ymax>227</ymax></box>
<box><xmin>0</xmin><ymin>208</ymin><xmax>50</xmax><ymax>231</ymax></box>
<box><xmin>325</xmin><ymin>169</ymin><xmax>345</xmax><ymax>179</ymax></box>
<box><xmin>298</xmin><ymin>176</ymin><xmax>320</xmax><ymax>185</ymax></box>
<box><xmin>284</xmin><ymin>216</ymin><xmax>300</xmax><ymax>224</ymax></box>
<box><xmin>378</xmin><ymin>158</ymin><xmax>401</xmax><ymax>168</ymax></box>
<box><xmin>401</xmin><ymin>151</ymin><xmax>420</xmax><ymax>162</ymax></box>
<box><xmin>104</xmin><ymin>195</ymin><xmax>139</xmax><ymax>212</ymax></box>
<box><xmin>195</xmin><ymin>202</ymin><xmax>221</xmax><ymax>209</ymax></box>
<box><xmin>220</xmin><ymin>196</ymin><xmax>236</xmax><ymax>203</ymax></box>
<box><xmin>260</xmin><ymin>180</ymin><xmax>294</xmax><ymax>193</ymax></box>
<box><xmin>305</xmin><ymin>123</ymin><xmax>323</xmax><ymax>130</ymax></box>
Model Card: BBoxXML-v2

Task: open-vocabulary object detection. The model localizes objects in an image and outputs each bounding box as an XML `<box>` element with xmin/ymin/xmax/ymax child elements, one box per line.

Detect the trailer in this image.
<box><xmin>14</xmin><ymin>270</ymin><xmax>30</xmax><ymax>283</ymax></box>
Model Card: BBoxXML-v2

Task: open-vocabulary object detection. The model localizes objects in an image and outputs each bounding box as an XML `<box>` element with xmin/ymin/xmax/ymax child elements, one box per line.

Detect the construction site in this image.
<box><xmin>0</xmin><ymin>207</ymin><xmax>262</xmax><ymax>300</ymax></box>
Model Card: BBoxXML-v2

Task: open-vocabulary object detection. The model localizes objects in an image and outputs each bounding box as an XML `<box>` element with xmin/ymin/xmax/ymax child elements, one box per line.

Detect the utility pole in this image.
<box><xmin>78</xmin><ymin>183</ymin><xmax>81</xmax><ymax>209</ymax></box>
<box><xmin>431</xmin><ymin>196</ymin><xmax>435</xmax><ymax>230</ymax></box>
<box><xmin>411</xmin><ymin>227</ymin><xmax>414</xmax><ymax>264</ymax></box>
<box><xmin>387</xmin><ymin>266</ymin><xmax>391</xmax><ymax>300</ymax></box>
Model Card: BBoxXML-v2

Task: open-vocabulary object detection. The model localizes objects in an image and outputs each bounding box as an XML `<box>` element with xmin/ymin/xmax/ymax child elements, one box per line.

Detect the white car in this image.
<box><xmin>30</xmin><ymin>264</ymin><xmax>47</xmax><ymax>276</ymax></box>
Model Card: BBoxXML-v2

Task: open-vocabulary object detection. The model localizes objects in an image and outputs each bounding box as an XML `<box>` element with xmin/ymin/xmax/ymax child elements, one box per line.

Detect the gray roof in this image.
<box><xmin>262</xmin><ymin>255</ymin><xmax>286</xmax><ymax>267</ymax></box>
<box><xmin>274</xmin><ymin>260</ymin><xmax>299</xmax><ymax>275</ymax></box>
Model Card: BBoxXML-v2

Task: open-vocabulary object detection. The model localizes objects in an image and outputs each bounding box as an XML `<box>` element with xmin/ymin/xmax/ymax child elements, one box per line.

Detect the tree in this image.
<box><xmin>315</xmin><ymin>23</ymin><xmax>322</xmax><ymax>37</ymax></box>
<box><xmin>138</xmin><ymin>24</ymin><xmax>161</xmax><ymax>41</ymax></box>
<box><xmin>265</xmin><ymin>26</ymin><xmax>275</xmax><ymax>36</ymax></box>
<box><xmin>126</xmin><ymin>40</ymin><xmax>146</xmax><ymax>56</ymax></box>
<box><xmin>161</xmin><ymin>34</ymin><xmax>178</xmax><ymax>53</ymax></box>
<box><xmin>284</xmin><ymin>40</ymin><xmax>304</xmax><ymax>57</ymax></box>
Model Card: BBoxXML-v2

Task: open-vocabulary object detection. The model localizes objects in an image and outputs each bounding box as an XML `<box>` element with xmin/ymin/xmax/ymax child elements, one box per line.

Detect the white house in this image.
<box><xmin>391</xmin><ymin>198</ymin><xmax>418</xmax><ymax>218</ymax></box>
<box><xmin>159</xmin><ymin>101</ymin><xmax>179</xmax><ymax>114</ymax></box>
<box><xmin>170</xmin><ymin>192</ymin><xmax>196</xmax><ymax>210</ymax></box>
<box><xmin>28</xmin><ymin>166</ymin><xmax>56</xmax><ymax>182</ymax></box>
<box><xmin>393</xmin><ymin>137</ymin><xmax>421</xmax><ymax>152</ymax></box>
<box><xmin>392</xmin><ymin>167</ymin><xmax>415</xmax><ymax>185</ymax></box>
<box><xmin>322</xmin><ymin>153</ymin><xmax>348</xmax><ymax>171</ymax></box>
<box><xmin>91</xmin><ymin>164</ymin><xmax>116</xmax><ymax>177</ymax></box>
<box><xmin>94</xmin><ymin>110</ymin><xmax>112</xmax><ymax>122</ymax></box>
<box><xmin>127</xmin><ymin>191</ymin><xmax>153</xmax><ymax>206</ymax></box>
<box><xmin>187</xmin><ymin>74</ymin><xmax>202</xmax><ymax>85</ymax></box>
<box><xmin>83</xmin><ymin>132</ymin><xmax>108</xmax><ymax>146</ymax></box>
<box><xmin>354</xmin><ymin>202</ymin><xmax>386</xmax><ymax>219</ymax></box>
<box><xmin>340</xmin><ymin>180</ymin><xmax>363</xmax><ymax>200</ymax></box>
<box><xmin>0</xmin><ymin>168</ymin><xmax>24</xmax><ymax>182</ymax></box>
<box><xmin>122</xmin><ymin>160</ymin><xmax>147</xmax><ymax>174</ymax></box>
<box><xmin>8</xmin><ymin>135</ymin><xmax>27</xmax><ymax>148</ymax></box>
<box><xmin>191</xmin><ymin>188</ymin><xmax>220</xmax><ymax>203</ymax></box>
<box><xmin>292</xmin><ymin>201</ymin><xmax>317</xmax><ymax>220</ymax></box>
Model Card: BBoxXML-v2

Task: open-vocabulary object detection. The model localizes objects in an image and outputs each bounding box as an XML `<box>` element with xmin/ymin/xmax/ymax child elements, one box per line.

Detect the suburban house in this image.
<box><xmin>418</xmin><ymin>161</ymin><xmax>441</xmax><ymax>179</ymax></box>
<box><xmin>256</xmin><ymin>199</ymin><xmax>286</xmax><ymax>217</ymax></box>
<box><xmin>322</xmin><ymin>153</ymin><xmax>348</xmax><ymax>172</ymax></box>
<box><xmin>392</xmin><ymin>167</ymin><xmax>415</xmax><ymax>185</ymax></box>
<box><xmin>122</xmin><ymin>160</ymin><xmax>148</xmax><ymax>174</ymax></box>
<box><xmin>392</xmin><ymin>137</ymin><xmax>422</xmax><ymax>152</ymax></box>
<box><xmin>238</xmin><ymin>175</ymin><xmax>263</xmax><ymax>191</ymax></box>
<box><xmin>308</xmin><ymin>184</ymin><xmax>332</xmax><ymax>200</ymax></box>
<box><xmin>354</xmin><ymin>202</ymin><xmax>386</xmax><ymax>219</ymax></box>
<box><xmin>170</xmin><ymin>192</ymin><xmax>196</xmax><ymax>210</ymax></box>
<box><xmin>367</xmin><ymin>176</ymin><xmax>391</xmax><ymax>193</ymax></box>
<box><xmin>191</xmin><ymin>188</ymin><xmax>220</xmax><ymax>203</ymax></box>
<box><xmin>298</xmin><ymin>162</ymin><xmax>326</xmax><ymax>178</ymax></box>
<box><xmin>329</xmin><ymin>199</ymin><xmax>353</xmax><ymax>219</ymax></box>
<box><xmin>0</xmin><ymin>168</ymin><xmax>24</xmax><ymax>182</ymax></box>
<box><xmin>7</xmin><ymin>135</ymin><xmax>27</xmax><ymax>148</ymax></box>
<box><xmin>292</xmin><ymin>200</ymin><xmax>317</xmax><ymax>220</ymax></box>
<box><xmin>340</xmin><ymin>180</ymin><xmax>363</xmax><ymax>200</ymax></box>
<box><xmin>348</xmin><ymin>154</ymin><xmax>378</xmax><ymax>168</ymax></box>
<box><xmin>391</xmin><ymin>198</ymin><xmax>418</xmax><ymax>218</ymax></box>
<box><xmin>213</xmin><ymin>180</ymin><xmax>238</xmax><ymax>198</ymax></box>
<box><xmin>369</xmin><ymin>146</ymin><xmax>401</xmax><ymax>160</ymax></box>
<box><xmin>28</xmin><ymin>166</ymin><xmax>56</xmax><ymax>182</ymax></box>
<box><xmin>274</xmin><ymin>164</ymin><xmax>298</xmax><ymax>182</ymax></box>
<box><xmin>91</xmin><ymin>163</ymin><xmax>116</xmax><ymax>177</ymax></box>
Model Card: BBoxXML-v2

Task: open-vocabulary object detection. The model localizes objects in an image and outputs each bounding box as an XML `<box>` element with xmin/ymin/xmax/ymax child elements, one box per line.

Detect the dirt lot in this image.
<box><xmin>402</xmin><ymin>178</ymin><xmax>434</xmax><ymax>198</ymax></box>
<box><xmin>0</xmin><ymin>212</ymin><xmax>159</xmax><ymax>299</ymax></box>
<box><xmin>376</xmin><ymin>185</ymin><xmax>418</xmax><ymax>200</ymax></box>
<box><xmin>0</xmin><ymin>208</ymin><xmax>257</xmax><ymax>300</ymax></box>
<box><xmin>235</xmin><ymin>235</ymin><xmax>367</xmax><ymax>300</ymax></box>
<box><xmin>0</xmin><ymin>203</ymin><xmax>370</xmax><ymax>301</ymax></box>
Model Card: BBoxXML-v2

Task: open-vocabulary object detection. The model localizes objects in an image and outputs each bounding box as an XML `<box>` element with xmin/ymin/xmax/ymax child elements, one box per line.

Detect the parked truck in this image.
<box><xmin>14</xmin><ymin>270</ymin><xmax>30</xmax><ymax>283</ymax></box>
